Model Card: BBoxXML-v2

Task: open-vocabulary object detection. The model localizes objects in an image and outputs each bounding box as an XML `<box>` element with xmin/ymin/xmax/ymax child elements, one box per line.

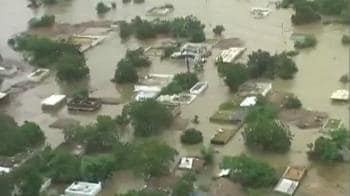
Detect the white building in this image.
<box><xmin>41</xmin><ymin>94</ymin><xmax>66</xmax><ymax>110</ymax></box>
<box><xmin>64</xmin><ymin>181</ymin><xmax>102</xmax><ymax>196</ymax></box>
<box><xmin>216</xmin><ymin>47</ymin><xmax>246</xmax><ymax>63</ymax></box>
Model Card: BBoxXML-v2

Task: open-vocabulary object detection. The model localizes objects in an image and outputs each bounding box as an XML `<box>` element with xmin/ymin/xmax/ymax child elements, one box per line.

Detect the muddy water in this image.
<box><xmin>0</xmin><ymin>0</ymin><xmax>349</xmax><ymax>195</ymax></box>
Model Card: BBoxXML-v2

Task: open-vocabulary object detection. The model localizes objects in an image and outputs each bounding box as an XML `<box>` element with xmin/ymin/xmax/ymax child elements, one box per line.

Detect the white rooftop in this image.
<box><xmin>0</xmin><ymin>92</ymin><xmax>7</xmax><ymax>99</ymax></box>
<box><xmin>41</xmin><ymin>95</ymin><xmax>66</xmax><ymax>106</ymax></box>
<box><xmin>134</xmin><ymin>85</ymin><xmax>161</xmax><ymax>92</ymax></box>
<box><xmin>217</xmin><ymin>47</ymin><xmax>246</xmax><ymax>63</ymax></box>
<box><xmin>135</xmin><ymin>91</ymin><xmax>158</xmax><ymax>101</ymax></box>
<box><xmin>240</xmin><ymin>96</ymin><xmax>257</xmax><ymax>107</ymax></box>
<box><xmin>330</xmin><ymin>89</ymin><xmax>349</xmax><ymax>101</ymax></box>
<box><xmin>217</xmin><ymin>169</ymin><xmax>231</xmax><ymax>177</ymax></box>
<box><xmin>274</xmin><ymin>178</ymin><xmax>299</xmax><ymax>196</ymax></box>
<box><xmin>178</xmin><ymin>157</ymin><xmax>194</xmax><ymax>169</ymax></box>
<box><xmin>65</xmin><ymin>181</ymin><xmax>102</xmax><ymax>196</ymax></box>
<box><xmin>0</xmin><ymin>166</ymin><xmax>11</xmax><ymax>174</ymax></box>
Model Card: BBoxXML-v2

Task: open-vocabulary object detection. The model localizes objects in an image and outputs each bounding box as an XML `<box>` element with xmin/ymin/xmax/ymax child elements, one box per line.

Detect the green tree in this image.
<box><xmin>119</xmin><ymin>21</ymin><xmax>133</xmax><ymax>39</ymax></box>
<box><xmin>161</xmin><ymin>72</ymin><xmax>199</xmax><ymax>95</ymax></box>
<box><xmin>0</xmin><ymin>175</ymin><xmax>13</xmax><ymax>196</ymax></box>
<box><xmin>291</xmin><ymin>3</ymin><xmax>321</xmax><ymax>25</ymax></box>
<box><xmin>64</xmin><ymin>115</ymin><xmax>119</xmax><ymax>153</ymax></box>
<box><xmin>128</xmin><ymin>140</ymin><xmax>177</xmax><ymax>176</ymax></box>
<box><xmin>243</xmin><ymin>118</ymin><xmax>293</xmax><ymax>153</ymax></box>
<box><xmin>125</xmin><ymin>48</ymin><xmax>151</xmax><ymax>67</ymax></box>
<box><xmin>308</xmin><ymin>128</ymin><xmax>350</xmax><ymax>162</ymax></box>
<box><xmin>19</xmin><ymin>170</ymin><xmax>42</xmax><ymax>196</ymax></box>
<box><xmin>316</xmin><ymin>0</ymin><xmax>346</xmax><ymax>15</ymax></box>
<box><xmin>114</xmin><ymin>59</ymin><xmax>139</xmax><ymax>83</ymax></box>
<box><xmin>29</xmin><ymin>15</ymin><xmax>55</xmax><ymax>28</ymax></box>
<box><xmin>19</xmin><ymin>121</ymin><xmax>45</xmax><ymax>146</ymax></box>
<box><xmin>247</xmin><ymin>50</ymin><xmax>276</xmax><ymax>78</ymax></box>
<box><xmin>221</xmin><ymin>63</ymin><xmax>249</xmax><ymax>91</ymax></box>
<box><xmin>245</xmin><ymin>101</ymin><xmax>278</xmax><ymax>123</ymax></box>
<box><xmin>48</xmin><ymin>151</ymin><xmax>81</xmax><ymax>183</ymax></box>
<box><xmin>274</xmin><ymin>53</ymin><xmax>298</xmax><ymax>79</ymax></box>
<box><xmin>56</xmin><ymin>53</ymin><xmax>89</xmax><ymax>81</ymax></box>
<box><xmin>222</xmin><ymin>154</ymin><xmax>277</xmax><ymax>188</ymax></box>
<box><xmin>129</xmin><ymin>99</ymin><xmax>173</xmax><ymax>136</ymax></box>
<box><xmin>213</xmin><ymin>25</ymin><xmax>225</xmax><ymax>35</ymax></box>
<box><xmin>180</xmin><ymin>128</ymin><xmax>203</xmax><ymax>145</ymax></box>
<box><xmin>80</xmin><ymin>153</ymin><xmax>115</xmax><ymax>182</ymax></box>
<box><xmin>12</xmin><ymin>35</ymin><xmax>89</xmax><ymax>81</ymax></box>
<box><xmin>309</xmin><ymin>137</ymin><xmax>342</xmax><ymax>161</ymax></box>
<box><xmin>96</xmin><ymin>2</ymin><xmax>111</xmax><ymax>15</ymax></box>
<box><xmin>172</xmin><ymin>173</ymin><xmax>196</xmax><ymax>196</ymax></box>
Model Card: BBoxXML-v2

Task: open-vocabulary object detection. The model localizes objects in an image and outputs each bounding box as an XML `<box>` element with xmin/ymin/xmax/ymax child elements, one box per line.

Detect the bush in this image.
<box><xmin>129</xmin><ymin>99</ymin><xmax>173</xmax><ymax>136</ymax></box>
<box><xmin>96</xmin><ymin>2</ymin><xmax>111</xmax><ymax>15</ymax></box>
<box><xmin>284</xmin><ymin>95</ymin><xmax>302</xmax><ymax>109</ymax></box>
<box><xmin>180</xmin><ymin>128</ymin><xmax>203</xmax><ymax>144</ymax></box>
<box><xmin>294</xmin><ymin>35</ymin><xmax>317</xmax><ymax>48</ymax></box>
<box><xmin>122</xmin><ymin>0</ymin><xmax>131</xmax><ymax>3</ymax></box>
<box><xmin>222</xmin><ymin>154</ymin><xmax>277</xmax><ymax>188</ymax></box>
<box><xmin>213</xmin><ymin>25</ymin><xmax>225</xmax><ymax>35</ymax></box>
<box><xmin>29</xmin><ymin>15</ymin><xmax>55</xmax><ymax>28</ymax></box>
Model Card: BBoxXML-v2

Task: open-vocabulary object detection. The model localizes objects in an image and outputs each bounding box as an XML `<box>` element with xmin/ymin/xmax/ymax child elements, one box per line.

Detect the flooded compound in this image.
<box><xmin>0</xmin><ymin>0</ymin><xmax>349</xmax><ymax>195</ymax></box>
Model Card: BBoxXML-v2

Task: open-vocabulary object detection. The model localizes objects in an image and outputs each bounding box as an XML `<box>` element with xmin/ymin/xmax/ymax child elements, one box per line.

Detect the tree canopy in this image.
<box><xmin>10</xmin><ymin>35</ymin><xmax>89</xmax><ymax>81</ymax></box>
<box><xmin>160</xmin><ymin>72</ymin><xmax>199</xmax><ymax>95</ymax></box>
<box><xmin>64</xmin><ymin>115</ymin><xmax>119</xmax><ymax>153</ymax></box>
<box><xmin>96</xmin><ymin>2</ymin><xmax>111</xmax><ymax>15</ymax></box>
<box><xmin>243</xmin><ymin>102</ymin><xmax>293</xmax><ymax>153</ymax></box>
<box><xmin>308</xmin><ymin>128</ymin><xmax>350</xmax><ymax>162</ymax></box>
<box><xmin>222</xmin><ymin>154</ymin><xmax>277</xmax><ymax>188</ymax></box>
<box><xmin>247</xmin><ymin>50</ymin><xmax>298</xmax><ymax>79</ymax></box>
<box><xmin>119</xmin><ymin>15</ymin><xmax>206</xmax><ymax>42</ymax></box>
<box><xmin>218</xmin><ymin>63</ymin><xmax>249</xmax><ymax>91</ymax></box>
<box><xmin>114</xmin><ymin>48</ymin><xmax>150</xmax><ymax>83</ymax></box>
<box><xmin>213</xmin><ymin>25</ymin><xmax>225</xmax><ymax>35</ymax></box>
<box><xmin>172</xmin><ymin>173</ymin><xmax>196</xmax><ymax>196</ymax></box>
<box><xmin>127</xmin><ymin>140</ymin><xmax>177</xmax><ymax>177</ymax></box>
<box><xmin>29</xmin><ymin>15</ymin><xmax>55</xmax><ymax>28</ymax></box>
<box><xmin>129</xmin><ymin>99</ymin><xmax>173</xmax><ymax>136</ymax></box>
<box><xmin>80</xmin><ymin>153</ymin><xmax>115</xmax><ymax>182</ymax></box>
<box><xmin>0</xmin><ymin>114</ymin><xmax>45</xmax><ymax>156</ymax></box>
<box><xmin>180</xmin><ymin>128</ymin><xmax>203</xmax><ymax>145</ymax></box>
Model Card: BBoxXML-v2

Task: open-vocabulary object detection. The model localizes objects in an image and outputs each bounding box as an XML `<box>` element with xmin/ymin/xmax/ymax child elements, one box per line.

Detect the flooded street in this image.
<box><xmin>0</xmin><ymin>0</ymin><xmax>348</xmax><ymax>195</ymax></box>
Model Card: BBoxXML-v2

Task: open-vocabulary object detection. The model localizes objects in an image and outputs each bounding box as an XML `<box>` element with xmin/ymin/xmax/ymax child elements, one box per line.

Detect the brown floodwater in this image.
<box><xmin>0</xmin><ymin>0</ymin><xmax>349</xmax><ymax>195</ymax></box>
